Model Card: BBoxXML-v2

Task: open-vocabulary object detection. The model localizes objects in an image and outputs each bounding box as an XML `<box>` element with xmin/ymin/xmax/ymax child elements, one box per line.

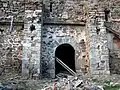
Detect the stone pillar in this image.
<box><xmin>22</xmin><ymin>10</ymin><xmax>42</xmax><ymax>78</ymax></box>
<box><xmin>87</xmin><ymin>11</ymin><xmax>110</xmax><ymax>75</ymax></box>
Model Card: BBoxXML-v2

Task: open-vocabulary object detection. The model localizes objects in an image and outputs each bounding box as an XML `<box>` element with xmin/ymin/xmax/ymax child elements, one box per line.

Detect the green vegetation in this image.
<box><xmin>103</xmin><ymin>80</ymin><xmax>120</xmax><ymax>90</ymax></box>
<box><xmin>104</xmin><ymin>84</ymin><xmax>120</xmax><ymax>90</ymax></box>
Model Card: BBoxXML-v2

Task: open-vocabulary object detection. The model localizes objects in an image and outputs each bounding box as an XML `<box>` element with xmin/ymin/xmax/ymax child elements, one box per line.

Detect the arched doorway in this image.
<box><xmin>55</xmin><ymin>43</ymin><xmax>75</xmax><ymax>75</ymax></box>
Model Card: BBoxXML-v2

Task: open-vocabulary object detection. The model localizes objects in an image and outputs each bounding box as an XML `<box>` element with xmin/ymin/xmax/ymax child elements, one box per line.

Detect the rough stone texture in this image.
<box><xmin>0</xmin><ymin>0</ymin><xmax>24</xmax><ymax>22</ymax></box>
<box><xmin>0</xmin><ymin>0</ymin><xmax>42</xmax><ymax>78</ymax></box>
<box><xmin>43</xmin><ymin>0</ymin><xmax>86</xmax><ymax>24</ymax></box>
<box><xmin>97</xmin><ymin>0</ymin><xmax>120</xmax><ymax>19</ymax></box>
<box><xmin>86</xmin><ymin>0</ymin><xmax>120</xmax><ymax>75</ymax></box>
<box><xmin>0</xmin><ymin>0</ymin><xmax>120</xmax><ymax>78</ymax></box>
<box><xmin>109</xmin><ymin>50</ymin><xmax>120</xmax><ymax>74</ymax></box>
<box><xmin>86</xmin><ymin>10</ymin><xmax>110</xmax><ymax>75</ymax></box>
<box><xmin>22</xmin><ymin>9</ymin><xmax>42</xmax><ymax>78</ymax></box>
<box><xmin>97</xmin><ymin>0</ymin><xmax>120</xmax><ymax>34</ymax></box>
<box><xmin>99</xmin><ymin>0</ymin><xmax>120</xmax><ymax>74</ymax></box>
<box><xmin>0</xmin><ymin>24</ymin><xmax>23</xmax><ymax>75</ymax></box>
<box><xmin>41</xmin><ymin>0</ymin><xmax>88</xmax><ymax>78</ymax></box>
<box><xmin>0</xmin><ymin>0</ymin><xmax>42</xmax><ymax>22</ymax></box>
<box><xmin>41</xmin><ymin>25</ymin><xmax>86</xmax><ymax>78</ymax></box>
<box><xmin>112</xmin><ymin>22</ymin><xmax>120</xmax><ymax>34</ymax></box>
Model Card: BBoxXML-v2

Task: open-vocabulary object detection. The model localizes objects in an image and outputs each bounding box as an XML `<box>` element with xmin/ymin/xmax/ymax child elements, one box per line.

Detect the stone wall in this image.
<box><xmin>0</xmin><ymin>24</ymin><xmax>23</xmax><ymax>75</ymax></box>
<box><xmin>0</xmin><ymin>0</ymin><xmax>24</xmax><ymax>22</ymax></box>
<box><xmin>0</xmin><ymin>0</ymin><xmax>120</xmax><ymax>78</ymax></box>
<box><xmin>0</xmin><ymin>0</ymin><xmax>42</xmax><ymax>78</ymax></box>
<box><xmin>85</xmin><ymin>0</ymin><xmax>120</xmax><ymax>75</ymax></box>
<box><xmin>97</xmin><ymin>0</ymin><xmax>120</xmax><ymax>19</ymax></box>
<box><xmin>41</xmin><ymin>0</ymin><xmax>88</xmax><ymax>78</ymax></box>
<box><xmin>0</xmin><ymin>0</ymin><xmax>42</xmax><ymax>22</ymax></box>
<box><xmin>43</xmin><ymin>0</ymin><xmax>86</xmax><ymax>24</ymax></box>
<box><xmin>41</xmin><ymin>25</ymin><xmax>87</xmax><ymax>78</ymax></box>
<box><xmin>98</xmin><ymin>0</ymin><xmax>120</xmax><ymax>74</ymax></box>
<box><xmin>86</xmin><ymin>10</ymin><xmax>110</xmax><ymax>74</ymax></box>
<box><xmin>109</xmin><ymin>50</ymin><xmax>120</xmax><ymax>74</ymax></box>
<box><xmin>0</xmin><ymin>0</ymin><xmax>24</xmax><ymax>76</ymax></box>
<box><xmin>97</xmin><ymin>0</ymin><xmax>120</xmax><ymax>34</ymax></box>
<box><xmin>22</xmin><ymin>8</ymin><xmax>42</xmax><ymax>78</ymax></box>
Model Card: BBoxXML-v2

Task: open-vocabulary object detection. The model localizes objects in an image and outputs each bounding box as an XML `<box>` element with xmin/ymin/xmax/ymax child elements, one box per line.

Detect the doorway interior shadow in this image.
<box><xmin>55</xmin><ymin>43</ymin><xmax>75</xmax><ymax>75</ymax></box>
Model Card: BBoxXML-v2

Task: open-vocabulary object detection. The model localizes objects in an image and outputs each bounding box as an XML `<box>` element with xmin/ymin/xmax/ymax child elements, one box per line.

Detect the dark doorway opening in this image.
<box><xmin>55</xmin><ymin>44</ymin><xmax>75</xmax><ymax>75</ymax></box>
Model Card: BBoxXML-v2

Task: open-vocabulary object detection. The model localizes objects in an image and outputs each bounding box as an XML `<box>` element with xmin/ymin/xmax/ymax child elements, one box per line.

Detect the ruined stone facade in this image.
<box><xmin>0</xmin><ymin>0</ymin><xmax>120</xmax><ymax>78</ymax></box>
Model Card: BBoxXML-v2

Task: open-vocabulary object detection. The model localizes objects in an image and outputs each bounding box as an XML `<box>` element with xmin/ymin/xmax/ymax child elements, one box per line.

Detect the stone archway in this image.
<box><xmin>55</xmin><ymin>43</ymin><xmax>75</xmax><ymax>75</ymax></box>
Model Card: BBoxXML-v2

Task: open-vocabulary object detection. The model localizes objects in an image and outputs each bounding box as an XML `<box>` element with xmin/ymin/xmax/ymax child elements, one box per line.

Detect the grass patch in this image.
<box><xmin>104</xmin><ymin>84</ymin><xmax>120</xmax><ymax>90</ymax></box>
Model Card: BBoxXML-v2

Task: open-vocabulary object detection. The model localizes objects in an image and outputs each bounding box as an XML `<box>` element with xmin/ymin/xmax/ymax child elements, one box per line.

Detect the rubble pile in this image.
<box><xmin>0</xmin><ymin>74</ymin><xmax>120</xmax><ymax>90</ymax></box>
<box><xmin>41</xmin><ymin>73</ymin><xmax>104</xmax><ymax>90</ymax></box>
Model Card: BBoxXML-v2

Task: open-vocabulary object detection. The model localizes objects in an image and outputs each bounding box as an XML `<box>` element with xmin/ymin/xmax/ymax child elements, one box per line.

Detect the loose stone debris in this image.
<box><xmin>0</xmin><ymin>73</ymin><xmax>120</xmax><ymax>90</ymax></box>
<box><xmin>41</xmin><ymin>73</ymin><xmax>104</xmax><ymax>90</ymax></box>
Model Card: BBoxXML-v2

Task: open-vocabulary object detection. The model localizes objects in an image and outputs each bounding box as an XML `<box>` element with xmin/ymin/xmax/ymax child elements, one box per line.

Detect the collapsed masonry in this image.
<box><xmin>0</xmin><ymin>0</ymin><xmax>120</xmax><ymax>79</ymax></box>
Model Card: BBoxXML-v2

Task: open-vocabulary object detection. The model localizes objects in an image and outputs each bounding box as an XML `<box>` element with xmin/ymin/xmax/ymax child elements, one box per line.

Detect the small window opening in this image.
<box><xmin>31</xmin><ymin>36</ymin><xmax>34</xmax><ymax>40</ymax></box>
<box><xmin>30</xmin><ymin>24</ymin><xmax>36</xmax><ymax>32</ymax></box>
<box><xmin>96</xmin><ymin>28</ymin><xmax>100</xmax><ymax>34</ymax></box>
<box><xmin>50</xmin><ymin>0</ymin><xmax>53</xmax><ymax>12</ymax></box>
<box><xmin>97</xmin><ymin>45</ymin><xmax>100</xmax><ymax>50</ymax></box>
<box><xmin>104</xmin><ymin>8</ymin><xmax>110</xmax><ymax>21</ymax></box>
<box><xmin>0</xmin><ymin>28</ymin><xmax>4</xmax><ymax>34</ymax></box>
